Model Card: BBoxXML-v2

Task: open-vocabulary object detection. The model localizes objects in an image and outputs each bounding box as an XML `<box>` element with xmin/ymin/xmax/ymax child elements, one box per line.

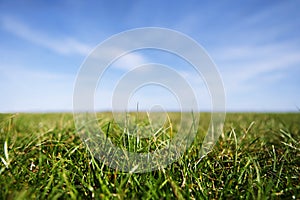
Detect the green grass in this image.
<box><xmin>0</xmin><ymin>112</ymin><xmax>299</xmax><ymax>199</ymax></box>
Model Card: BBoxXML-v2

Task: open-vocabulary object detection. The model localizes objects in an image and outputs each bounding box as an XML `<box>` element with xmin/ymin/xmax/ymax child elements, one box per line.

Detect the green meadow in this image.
<box><xmin>0</xmin><ymin>113</ymin><xmax>299</xmax><ymax>199</ymax></box>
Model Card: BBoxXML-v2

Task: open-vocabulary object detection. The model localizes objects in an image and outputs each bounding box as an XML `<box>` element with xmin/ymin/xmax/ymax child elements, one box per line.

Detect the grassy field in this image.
<box><xmin>0</xmin><ymin>112</ymin><xmax>299</xmax><ymax>199</ymax></box>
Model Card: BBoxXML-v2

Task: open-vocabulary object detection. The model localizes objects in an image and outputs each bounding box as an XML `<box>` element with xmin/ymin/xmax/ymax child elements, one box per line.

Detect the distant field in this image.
<box><xmin>0</xmin><ymin>113</ymin><xmax>299</xmax><ymax>199</ymax></box>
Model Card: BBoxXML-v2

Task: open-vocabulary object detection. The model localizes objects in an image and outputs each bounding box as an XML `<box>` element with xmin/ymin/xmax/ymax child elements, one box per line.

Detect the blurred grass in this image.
<box><xmin>0</xmin><ymin>112</ymin><xmax>299</xmax><ymax>199</ymax></box>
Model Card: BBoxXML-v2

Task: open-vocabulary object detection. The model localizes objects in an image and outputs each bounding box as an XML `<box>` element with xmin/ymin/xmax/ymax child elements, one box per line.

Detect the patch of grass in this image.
<box><xmin>0</xmin><ymin>112</ymin><xmax>299</xmax><ymax>199</ymax></box>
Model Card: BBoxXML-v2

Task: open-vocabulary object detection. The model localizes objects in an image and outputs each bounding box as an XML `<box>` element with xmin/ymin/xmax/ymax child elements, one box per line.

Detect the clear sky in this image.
<box><xmin>0</xmin><ymin>0</ymin><xmax>299</xmax><ymax>112</ymax></box>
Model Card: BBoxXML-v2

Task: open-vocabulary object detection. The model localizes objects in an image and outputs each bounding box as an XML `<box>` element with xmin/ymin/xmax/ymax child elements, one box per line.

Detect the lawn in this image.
<box><xmin>0</xmin><ymin>112</ymin><xmax>299</xmax><ymax>199</ymax></box>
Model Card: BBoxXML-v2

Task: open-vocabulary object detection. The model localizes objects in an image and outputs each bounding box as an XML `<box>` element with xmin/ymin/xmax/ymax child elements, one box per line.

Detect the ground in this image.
<box><xmin>0</xmin><ymin>113</ymin><xmax>299</xmax><ymax>199</ymax></box>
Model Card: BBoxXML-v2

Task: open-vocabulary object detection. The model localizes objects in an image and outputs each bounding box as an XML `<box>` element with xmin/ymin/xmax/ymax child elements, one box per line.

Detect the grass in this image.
<box><xmin>0</xmin><ymin>112</ymin><xmax>299</xmax><ymax>199</ymax></box>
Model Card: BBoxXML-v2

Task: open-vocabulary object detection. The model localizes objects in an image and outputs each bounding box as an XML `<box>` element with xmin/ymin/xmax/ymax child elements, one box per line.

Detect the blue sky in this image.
<box><xmin>0</xmin><ymin>0</ymin><xmax>300</xmax><ymax>112</ymax></box>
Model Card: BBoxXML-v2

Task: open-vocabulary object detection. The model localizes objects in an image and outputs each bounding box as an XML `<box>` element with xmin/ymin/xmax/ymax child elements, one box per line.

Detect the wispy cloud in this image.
<box><xmin>95</xmin><ymin>64</ymin><xmax>201</xmax><ymax>111</ymax></box>
<box><xmin>113</xmin><ymin>52</ymin><xmax>148</xmax><ymax>71</ymax></box>
<box><xmin>0</xmin><ymin>16</ymin><xmax>92</xmax><ymax>56</ymax></box>
<box><xmin>0</xmin><ymin>65</ymin><xmax>74</xmax><ymax>112</ymax></box>
<box><xmin>214</xmin><ymin>41</ymin><xmax>300</xmax><ymax>84</ymax></box>
<box><xmin>209</xmin><ymin>39</ymin><xmax>300</xmax><ymax>111</ymax></box>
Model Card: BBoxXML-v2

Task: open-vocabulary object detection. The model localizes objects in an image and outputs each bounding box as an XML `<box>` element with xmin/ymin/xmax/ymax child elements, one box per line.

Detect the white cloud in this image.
<box><xmin>0</xmin><ymin>16</ymin><xmax>92</xmax><ymax>56</ymax></box>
